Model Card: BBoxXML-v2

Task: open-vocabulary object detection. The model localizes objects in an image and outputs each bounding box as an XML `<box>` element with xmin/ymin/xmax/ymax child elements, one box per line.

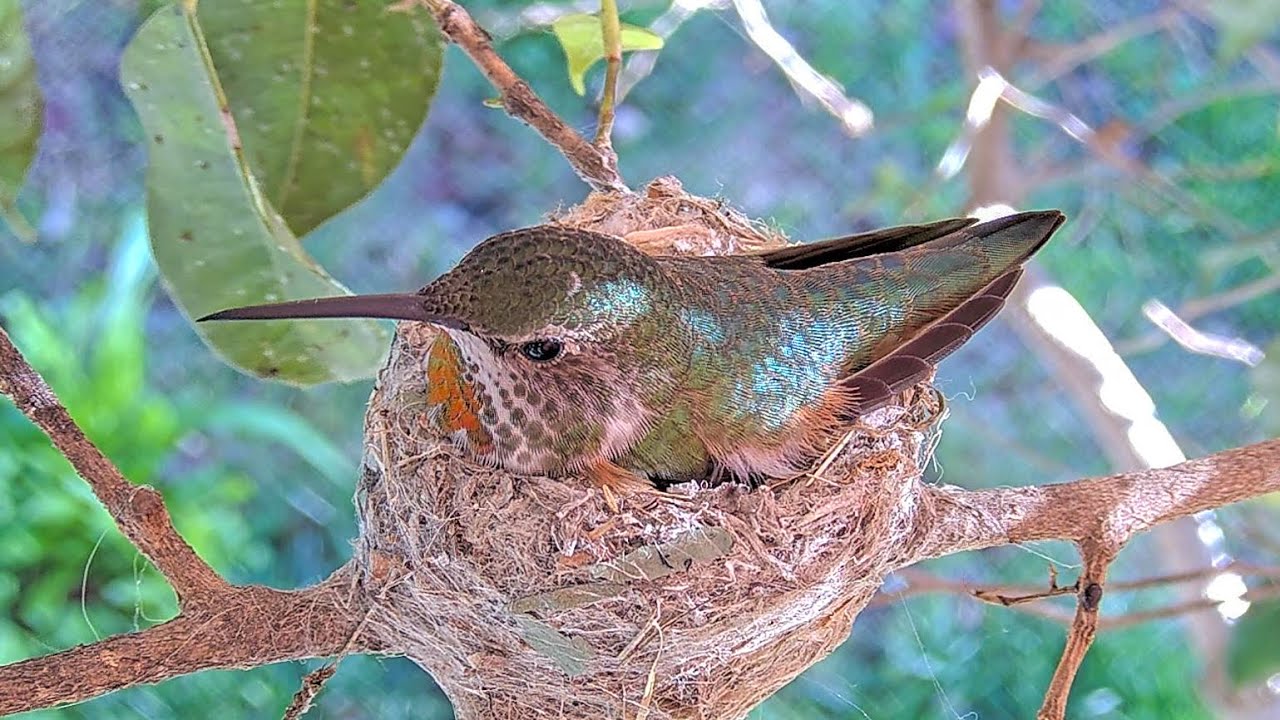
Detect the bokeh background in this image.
<box><xmin>4</xmin><ymin>0</ymin><xmax>1280</xmax><ymax>717</ymax></box>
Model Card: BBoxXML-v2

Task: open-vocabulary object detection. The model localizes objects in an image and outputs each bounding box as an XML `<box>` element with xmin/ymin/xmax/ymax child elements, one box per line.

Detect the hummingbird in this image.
<box><xmin>200</xmin><ymin>210</ymin><xmax>1064</xmax><ymax>494</ymax></box>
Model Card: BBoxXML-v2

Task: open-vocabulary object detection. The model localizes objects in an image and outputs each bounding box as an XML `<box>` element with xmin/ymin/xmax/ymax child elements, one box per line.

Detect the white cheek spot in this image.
<box><xmin>567</xmin><ymin>272</ymin><xmax>582</xmax><ymax>297</ymax></box>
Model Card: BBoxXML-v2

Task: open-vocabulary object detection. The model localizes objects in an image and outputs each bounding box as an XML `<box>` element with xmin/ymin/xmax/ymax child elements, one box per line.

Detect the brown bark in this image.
<box><xmin>0</xmin><ymin>574</ymin><xmax>372</xmax><ymax>716</ymax></box>
<box><xmin>0</xmin><ymin>328</ymin><xmax>224</xmax><ymax>602</ymax></box>
<box><xmin>7</xmin><ymin>287</ymin><xmax>1280</xmax><ymax>718</ymax></box>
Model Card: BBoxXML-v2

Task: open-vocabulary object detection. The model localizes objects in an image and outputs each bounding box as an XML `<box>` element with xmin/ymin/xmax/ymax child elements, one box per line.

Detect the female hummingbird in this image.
<box><xmin>201</xmin><ymin>211</ymin><xmax>1064</xmax><ymax>493</ymax></box>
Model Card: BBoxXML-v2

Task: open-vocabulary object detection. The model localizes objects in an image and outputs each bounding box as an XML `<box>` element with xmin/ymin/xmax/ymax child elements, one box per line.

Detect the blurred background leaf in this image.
<box><xmin>198</xmin><ymin>0</ymin><xmax>443</xmax><ymax>236</ymax></box>
<box><xmin>121</xmin><ymin>5</ymin><xmax>390</xmax><ymax>386</ymax></box>
<box><xmin>1203</xmin><ymin>0</ymin><xmax>1280</xmax><ymax>63</ymax></box>
<box><xmin>0</xmin><ymin>0</ymin><xmax>40</xmax><ymax>241</ymax></box>
<box><xmin>1253</xmin><ymin>338</ymin><xmax>1280</xmax><ymax>435</ymax></box>
<box><xmin>551</xmin><ymin>12</ymin><xmax>663</xmax><ymax>95</ymax></box>
<box><xmin>1227</xmin><ymin>598</ymin><xmax>1280</xmax><ymax>688</ymax></box>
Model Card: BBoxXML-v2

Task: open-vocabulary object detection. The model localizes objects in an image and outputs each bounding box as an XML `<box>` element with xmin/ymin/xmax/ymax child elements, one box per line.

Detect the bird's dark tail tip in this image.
<box><xmin>971</xmin><ymin>209</ymin><xmax>1066</xmax><ymax>262</ymax></box>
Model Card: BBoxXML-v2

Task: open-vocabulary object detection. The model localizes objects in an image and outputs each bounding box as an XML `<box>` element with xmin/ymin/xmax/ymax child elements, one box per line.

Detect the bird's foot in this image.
<box><xmin>584</xmin><ymin>459</ymin><xmax>656</xmax><ymax>513</ymax></box>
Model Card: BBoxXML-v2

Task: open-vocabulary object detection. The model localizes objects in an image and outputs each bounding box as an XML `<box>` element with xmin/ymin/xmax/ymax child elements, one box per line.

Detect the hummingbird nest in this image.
<box><xmin>352</xmin><ymin>177</ymin><xmax>947</xmax><ymax>719</ymax></box>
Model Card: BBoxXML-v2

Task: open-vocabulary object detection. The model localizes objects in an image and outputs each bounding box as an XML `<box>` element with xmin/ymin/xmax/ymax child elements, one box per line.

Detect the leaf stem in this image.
<box><xmin>594</xmin><ymin>0</ymin><xmax>622</xmax><ymax>155</ymax></box>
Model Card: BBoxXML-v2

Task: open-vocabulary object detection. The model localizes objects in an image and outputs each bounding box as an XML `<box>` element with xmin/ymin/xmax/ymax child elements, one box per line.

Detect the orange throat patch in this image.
<box><xmin>425</xmin><ymin>333</ymin><xmax>493</xmax><ymax>453</ymax></box>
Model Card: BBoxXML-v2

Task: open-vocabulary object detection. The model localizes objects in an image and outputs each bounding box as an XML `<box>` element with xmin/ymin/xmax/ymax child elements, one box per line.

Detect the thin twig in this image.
<box><xmin>0</xmin><ymin>327</ymin><xmax>225</xmax><ymax>602</ymax></box>
<box><xmin>1037</xmin><ymin>545</ymin><xmax>1111</xmax><ymax>720</ymax></box>
<box><xmin>1024</xmin><ymin>8</ymin><xmax>1181</xmax><ymax>88</ymax></box>
<box><xmin>409</xmin><ymin>0</ymin><xmax>627</xmax><ymax>192</ymax></box>
<box><xmin>1134</xmin><ymin>300</ymin><xmax>1264</xmax><ymax>366</ymax></box>
<box><xmin>1138</xmin><ymin>77</ymin><xmax>1280</xmax><ymax>140</ymax></box>
<box><xmin>1113</xmin><ymin>274</ymin><xmax>1280</xmax><ymax>356</ymax></box>
<box><xmin>1003</xmin><ymin>0</ymin><xmax>1041</xmax><ymax>67</ymax></box>
<box><xmin>595</xmin><ymin>0</ymin><xmax>622</xmax><ymax>155</ymax></box>
<box><xmin>880</xmin><ymin>563</ymin><xmax>1280</xmax><ymax>631</ymax></box>
<box><xmin>282</xmin><ymin>666</ymin><xmax>337</xmax><ymax>720</ymax></box>
<box><xmin>281</xmin><ymin>554</ymin><xmax>403</xmax><ymax>720</ymax></box>
<box><xmin>730</xmin><ymin>0</ymin><xmax>873</xmax><ymax>136</ymax></box>
<box><xmin>976</xmin><ymin>573</ymin><xmax>1077</xmax><ymax>606</ymax></box>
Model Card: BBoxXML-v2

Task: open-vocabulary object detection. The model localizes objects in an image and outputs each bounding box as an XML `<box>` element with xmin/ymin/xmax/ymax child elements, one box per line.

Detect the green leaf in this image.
<box><xmin>1228</xmin><ymin>598</ymin><xmax>1280</xmax><ymax>687</ymax></box>
<box><xmin>512</xmin><ymin>615</ymin><xmax>594</xmax><ymax>677</ymax></box>
<box><xmin>1205</xmin><ymin>1</ymin><xmax>1280</xmax><ymax>64</ymax></box>
<box><xmin>122</xmin><ymin>5</ymin><xmax>389</xmax><ymax>386</ymax></box>
<box><xmin>551</xmin><ymin>13</ymin><xmax>663</xmax><ymax>96</ymax></box>
<box><xmin>198</xmin><ymin>0</ymin><xmax>442</xmax><ymax>235</ymax></box>
<box><xmin>0</xmin><ymin>0</ymin><xmax>41</xmax><ymax>241</ymax></box>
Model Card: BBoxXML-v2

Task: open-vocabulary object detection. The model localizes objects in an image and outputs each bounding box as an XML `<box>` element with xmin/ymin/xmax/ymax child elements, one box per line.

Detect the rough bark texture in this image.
<box><xmin>0</xmin><ymin>556</ymin><xmax>373</xmax><ymax>716</ymax></box>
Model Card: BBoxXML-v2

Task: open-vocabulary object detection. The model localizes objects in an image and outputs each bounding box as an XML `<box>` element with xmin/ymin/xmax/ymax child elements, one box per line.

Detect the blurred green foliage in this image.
<box><xmin>1228</xmin><ymin>598</ymin><xmax>1280</xmax><ymax>689</ymax></box>
<box><xmin>3</xmin><ymin>0</ymin><xmax>1280</xmax><ymax>718</ymax></box>
<box><xmin>0</xmin><ymin>216</ymin><xmax>438</xmax><ymax>717</ymax></box>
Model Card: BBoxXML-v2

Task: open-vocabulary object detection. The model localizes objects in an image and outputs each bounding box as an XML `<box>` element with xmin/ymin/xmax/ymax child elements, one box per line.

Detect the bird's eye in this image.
<box><xmin>520</xmin><ymin>339</ymin><xmax>563</xmax><ymax>363</ymax></box>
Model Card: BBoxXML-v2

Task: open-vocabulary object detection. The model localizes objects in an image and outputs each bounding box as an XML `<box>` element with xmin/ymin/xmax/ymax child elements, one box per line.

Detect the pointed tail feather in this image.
<box><xmin>760</xmin><ymin>217</ymin><xmax>980</xmax><ymax>270</ymax></box>
<box><xmin>839</xmin><ymin>209</ymin><xmax>1064</xmax><ymax>416</ymax></box>
<box><xmin>842</xmin><ymin>269</ymin><xmax>1024</xmax><ymax>416</ymax></box>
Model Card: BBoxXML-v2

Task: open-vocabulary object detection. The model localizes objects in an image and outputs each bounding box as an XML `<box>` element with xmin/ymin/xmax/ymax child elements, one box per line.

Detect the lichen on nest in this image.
<box><xmin>351</xmin><ymin>177</ymin><xmax>949</xmax><ymax>720</ymax></box>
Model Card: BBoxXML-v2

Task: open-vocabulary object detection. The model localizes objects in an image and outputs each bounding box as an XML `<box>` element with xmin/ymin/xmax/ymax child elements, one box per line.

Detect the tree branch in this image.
<box><xmin>881</xmin><ymin>564</ymin><xmax>1280</xmax><ymax>633</ymax></box>
<box><xmin>909</xmin><ymin>439</ymin><xmax>1280</xmax><ymax>563</ymax></box>
<box><xmin>0</xmin><ymin>570</ymin><xmax>373</xmax><ymax>716</ymax></box>
<box><xmin>1037</xmin><ymin>545</ymin><xmax>1110</xmax><ymax>720</ymax></box>
<box><xmin>1113</xmin><ymin>273</ymin><xmax>1280</xmax><ymax>356</ymax></box>
<box><xmin>410</xmin><ymin>0</ymin><xmax>627</xmax><ymax>192</ymax></box>
<box><xmin>730</xmin><ymin>0</ymin><xmax>873</xmax><ymax>136</ymax></box>
<box><xmin>0</xmin><ymin>326</ymin><xmax>225</xmax><ymax>603</ymax></box>
<box><xmin>1024</xmin><ymin>8</ymin><xmax>1181</xmax><ymax>88</ymax></box>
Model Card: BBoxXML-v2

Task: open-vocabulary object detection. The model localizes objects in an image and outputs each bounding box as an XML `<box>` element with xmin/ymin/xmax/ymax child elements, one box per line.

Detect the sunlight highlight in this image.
<box><xmin>731</xmin><ymin>0</ymin><xmax>873</xmax><ymax>136</ymax></box>
<box><xmin>1024</xmin><ymin>285</ymin><xmax>1186</xmax><ymax>469</ymax></box>
<box><xmin>1020</xmin><ymin>281</ymin><xmax>1249</xmax><ymax>622</ymax></box>
<box><xmin>1205</xmin><ymin>572</ymin><xmax>1250</xmax><ymax>620</ymax></box>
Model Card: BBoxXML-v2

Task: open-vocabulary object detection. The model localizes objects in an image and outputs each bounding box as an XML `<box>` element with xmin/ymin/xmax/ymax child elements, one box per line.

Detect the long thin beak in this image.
<box><xmin>196</xmin><ymin>293</ymin><xmax>469</xmax><ymax>330</ymax></box>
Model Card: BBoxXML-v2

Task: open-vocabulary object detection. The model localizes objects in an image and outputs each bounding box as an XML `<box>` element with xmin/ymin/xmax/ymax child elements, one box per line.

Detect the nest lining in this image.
<box><xmin>352</xmin><ymin>177</ymin><xmax>947</xmax><ymax>719</ymax></box>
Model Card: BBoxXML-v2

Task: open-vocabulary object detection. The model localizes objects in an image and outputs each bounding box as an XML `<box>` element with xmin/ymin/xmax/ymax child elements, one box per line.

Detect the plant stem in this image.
<box><xmin>413</xmin><ymin>0</ymin><xmax>627</xmax><ymax>191</ymax></box>
<box><xmin>595</xmin><ymin>0</ymin><xmax>622</xmax><ymax>155</ymax></box>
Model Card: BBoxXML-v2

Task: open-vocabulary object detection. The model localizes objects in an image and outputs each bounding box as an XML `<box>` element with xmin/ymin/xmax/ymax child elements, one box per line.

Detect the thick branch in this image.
<box><xmin>417</xmin><ymin>0</ymin><xmax>626</xmax><ymax>191</ymax></box>
<box><xmin>0</xmin><ymin>570</ymin><xmax>372</xmax><ymax>716</ymax></box>
<box><xmin>0</xmin><ymin>327</ymin><xmax>225</xmax><ymax>602</ymax></box>
<box><xmin>907</xmin><ymin>438</ymin><xmax>1280</xmax><ymax>564</ymax></box>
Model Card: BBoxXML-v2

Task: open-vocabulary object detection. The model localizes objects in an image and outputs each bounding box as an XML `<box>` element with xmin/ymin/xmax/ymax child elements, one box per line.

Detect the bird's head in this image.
<box><xmin>200</xmin><ymin>226</ymin><xmax>687</xmax><ymax>475</ymax></box>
